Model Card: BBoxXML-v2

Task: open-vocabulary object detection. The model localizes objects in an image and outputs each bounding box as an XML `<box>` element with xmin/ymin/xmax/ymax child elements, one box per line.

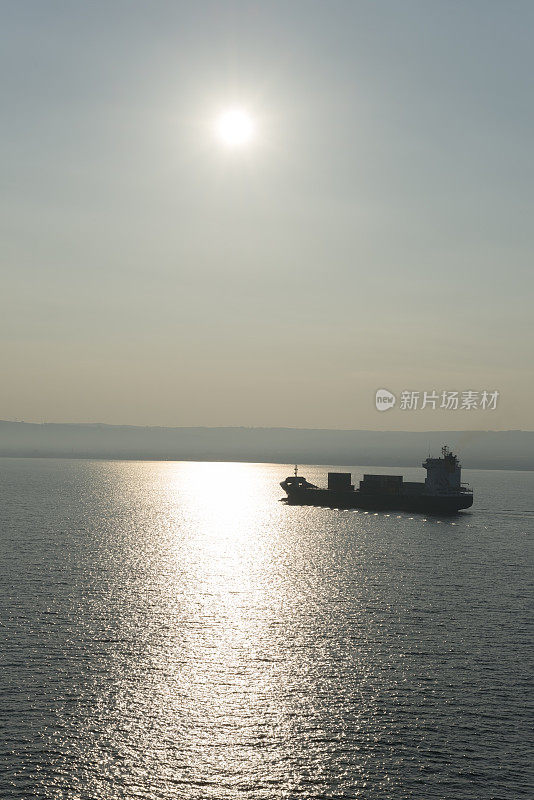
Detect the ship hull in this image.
<box><xmin>282</xmin><ymin>487</ymin><xmax>473</xmax><ymax>514</ymax></box>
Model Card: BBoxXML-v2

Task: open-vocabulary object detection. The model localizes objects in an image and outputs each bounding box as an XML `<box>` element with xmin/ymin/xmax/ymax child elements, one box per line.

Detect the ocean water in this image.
<box><xmin>0</xmin><ymin>457</ymin><xmax>532</xmax><ymax>800</ymax></box>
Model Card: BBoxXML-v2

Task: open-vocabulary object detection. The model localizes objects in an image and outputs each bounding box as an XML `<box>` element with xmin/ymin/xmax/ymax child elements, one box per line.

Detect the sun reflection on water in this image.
<box><xmin>122</xmin><ymin>462</ymin><xmax>301</xmax><ymax>797</ymax></box>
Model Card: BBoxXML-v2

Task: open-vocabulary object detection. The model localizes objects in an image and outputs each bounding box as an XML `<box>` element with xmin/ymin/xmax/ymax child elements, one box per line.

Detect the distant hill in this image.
<box><xmin>0</xmin><ymin>422</ymin><xmax>532</xmax><ymax>470</ymax></box>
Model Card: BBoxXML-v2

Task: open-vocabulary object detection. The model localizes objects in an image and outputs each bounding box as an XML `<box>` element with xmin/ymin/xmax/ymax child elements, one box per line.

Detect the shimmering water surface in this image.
<box><xmin>0</xmin><ymin>458</ymin><xmax>532</xmax><ymax>799</ymax></box>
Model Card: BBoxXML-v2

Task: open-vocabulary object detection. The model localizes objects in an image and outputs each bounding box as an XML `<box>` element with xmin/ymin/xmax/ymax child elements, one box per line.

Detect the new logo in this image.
<box><xmin>375</xmin><ymin>389</ymin><xmax>396</xmax><ymax>411</ymax></box>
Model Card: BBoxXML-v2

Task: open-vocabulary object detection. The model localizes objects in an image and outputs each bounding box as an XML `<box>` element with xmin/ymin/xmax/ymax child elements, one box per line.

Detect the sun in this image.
<box><xmin>215</xmin><ymin>108</ymin><xmax>255</xmax><ymax>148</ymax></box>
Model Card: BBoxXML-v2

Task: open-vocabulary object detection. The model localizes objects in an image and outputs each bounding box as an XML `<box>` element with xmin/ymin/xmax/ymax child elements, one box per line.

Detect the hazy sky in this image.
<box><xmin>2</xmin><ymin>1</ymin><xmax>532</xmax><ymax>430</ymax></box>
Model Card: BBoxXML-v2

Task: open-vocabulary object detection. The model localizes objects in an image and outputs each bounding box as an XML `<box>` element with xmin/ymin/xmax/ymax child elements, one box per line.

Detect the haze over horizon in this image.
<box><xmin>1</xmin><ymin>420</ymin><xmax>533</xmax><ymax>470</ymax></box>
<box><xmin>2</xmin><ymin>1</ymin><xmax>532</xmax><ymax>431</ymax></box>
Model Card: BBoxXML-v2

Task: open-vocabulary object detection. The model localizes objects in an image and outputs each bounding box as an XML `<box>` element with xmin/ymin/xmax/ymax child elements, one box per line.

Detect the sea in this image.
<box><xmin>0</xmin><ymin>458</ymin><xmax>532</xmax><ymax>799</ymax></box>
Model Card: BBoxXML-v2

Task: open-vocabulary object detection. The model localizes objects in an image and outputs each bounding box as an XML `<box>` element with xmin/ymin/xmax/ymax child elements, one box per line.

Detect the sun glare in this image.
<box><xmin>215</xmin><ymin>108</ymin><xmax>255</xmax><ymax>148</ymax></box>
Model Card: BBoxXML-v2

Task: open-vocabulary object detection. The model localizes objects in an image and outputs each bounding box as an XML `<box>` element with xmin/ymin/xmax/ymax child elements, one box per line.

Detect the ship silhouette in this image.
<box><xmin>280</xmin><ymin>446</ymin><xmax>473</xmax><ymax>514</ymax></box>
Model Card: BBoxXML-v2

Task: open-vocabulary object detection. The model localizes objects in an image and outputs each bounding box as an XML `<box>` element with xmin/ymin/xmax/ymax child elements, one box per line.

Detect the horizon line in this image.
<box><xmin>0</xmin><ymin>420</ymin><xmax>532</xmax><ymax>434</ymax></box>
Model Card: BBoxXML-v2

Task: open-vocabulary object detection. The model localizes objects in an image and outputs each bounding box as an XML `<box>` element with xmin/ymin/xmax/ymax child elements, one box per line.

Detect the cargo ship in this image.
<box><xmin>280</xmin><ymin>446</ymin><xmax>473</xmax><ymax>514</ymax></box>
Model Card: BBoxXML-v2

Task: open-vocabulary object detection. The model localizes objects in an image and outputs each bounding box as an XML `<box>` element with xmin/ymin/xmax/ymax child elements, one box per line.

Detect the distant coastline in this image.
<box><xmin>0</xmin><ymin>422</ymin><xmax>532</xmax><ymax>471</ymax></box>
